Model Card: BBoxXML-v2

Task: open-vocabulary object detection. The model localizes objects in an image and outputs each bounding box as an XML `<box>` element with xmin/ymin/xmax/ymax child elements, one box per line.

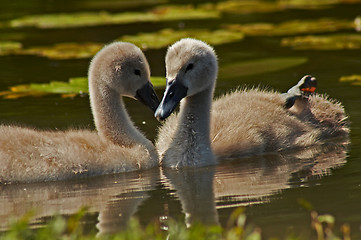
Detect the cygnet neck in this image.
<box><xmin>90</xmin><ymin>85</ymin><xmax>152</xmax><ymax>149</ymax></box>
<box><xmin>172</xmin><ymin>83</ymin><xmax>216</xmax><ymax>166</ymax></box>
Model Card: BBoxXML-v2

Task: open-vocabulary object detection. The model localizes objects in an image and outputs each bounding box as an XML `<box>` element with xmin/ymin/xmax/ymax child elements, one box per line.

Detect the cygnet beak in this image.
<box><xmin>155</xmin><ymin>78</ymin><xmax>188</xmax><ymax>121</ymax></box>
<box><xmin>135</xmin><ymin>82</ymin><xmax>160</xmax><ymax>113</ymax></box>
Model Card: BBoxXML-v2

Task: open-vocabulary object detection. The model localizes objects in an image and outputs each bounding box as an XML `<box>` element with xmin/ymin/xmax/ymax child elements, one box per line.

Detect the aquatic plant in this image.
<box><xmin>0</xmin><ymin>56</ymin><xmax>309</xmax><ymax>99</ymax></box>
<box><xmin>20</xmin><ymin>43</ymin><xmax>103</xmax><ymax>60</ymax></box>
<box><xmin>5</xmin><ymin>5</ymin><xmax>219</xmax><ymax>29</ymax></box>
<box><xmin>0</xmin><ymin>28</ymin><xmax>243</xmax><ymax>59</ymax></box>
<box><xmin>202</xmin><ymin>0</ymin><xmax>361</xmax><ymax>15</ymax></box>
<box><xmin>0</xmin><ymin>76</ymin><xmax>166</xmax><ymax>99</ymax></box>
<box><xmin>0</xmin><ymin>41</ymin><xmax>22</xmax><ymax>54</ymax></box>
<box><xmin>339</xmin><ymin>75</ymin><xmax>361</xmax><ymax>86</ymax></box>
<box><xmin>281</xmin><ymin>34</ymin><xmax>361</xmax><ymax>50</ymax></box>
<box><xmin>0</xmin><ymin>56</ymin><xmax>308</xmax><ymax>99</ymax></box>
<box><xmin>119</xmin><ymin>28</ymin><xmax>244</xmax><ymax>50</ymax></box>
<box><xmin>225</xmin><ymin>18</ymin><xmax>355</xmax><ymax>36</ymax></box>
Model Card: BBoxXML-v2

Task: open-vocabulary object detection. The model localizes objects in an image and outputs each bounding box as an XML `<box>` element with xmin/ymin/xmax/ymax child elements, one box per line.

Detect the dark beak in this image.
<box><xmin>135</xmin><ymin>82</ymin><xmax>160</xmax><ymax>113</ymax></box>
<box><xmin>154</xmin><ymin>78</ymin><xmax>188</xmax><ymax>121</ymax></box>
<box><xmin>299</xmin><ymin>75</ymin><xmax>317</xmax><ymax>94</ymax></box>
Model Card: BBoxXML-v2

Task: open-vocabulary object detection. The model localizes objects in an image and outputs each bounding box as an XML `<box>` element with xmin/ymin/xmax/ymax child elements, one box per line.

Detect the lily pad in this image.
<box><xmin>225</xmin><ymin>18</ymin><xmax>355</xmax><ymax>36</ymax></box>
<box><xmin>0</xmin><ymin>41</ymin><xmax>22</xmax><ymax>55</ymax></box>
<box><xmin>0</xmin><ymin>78</ymin><xmax>88</xmax><ymax>99</ymax></box>
<box><xmin>278</xmin><ymin>0</ymin><xmax>361</xmax><ymax>9</ymax></box>
<box><xmin>202</xmin><ymin>0</ymin><xmax>283</xmax><ymax>14</ymax></box>
<box><xmin>21</xmin><ymin>42</ymin><xmax>103</xmax><ymax>60</ymax></box>
<box><xmin>201</xmin><ymin>0</ymin><xmax>361</xmax><ymax>15</ymax></box>
<box><xmin>119</xmin><ymin>28</ymin><xmax>244</xmax><ymax>50</ymax></box>
<box><xmin>0</xmin><ymin>28</ymin><xmax>243</xmax><ymax>59</ymax></box>
<box><xmin>0</xmin><ymin>76</ymin><xmax>166</xmax><ymax>99</ymax></box>
<box><xmin>281</xmin><ymin>34</ymin><xmax>361</xmax><ymax>50</ymax></box>
<box><xmin>219</xmin><ymin>57</ymin><xmax>308</xmax><ymax>79</ymax></box>
<box><xmin>6</xmin><ymin>5</ymin><xmax>219</xmax><ymax>29</ymax></box>
<box><xmin>0</xmin><ymin>41</ymin><xmax>104</xmax><ymax>59</ymax></box>
<box><xmin>339</xmin><ymin>75</ymin><xmax>361</xmax><ymax>86</ymax></box>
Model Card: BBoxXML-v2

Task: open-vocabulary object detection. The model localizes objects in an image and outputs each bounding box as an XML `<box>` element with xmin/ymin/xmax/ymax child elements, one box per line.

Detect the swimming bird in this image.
<box><xmin>155</xmin><ymin>38</ymin><xmax>349</xmax><ymax>168</ymax></box>
<box><xmin>0</xmin><ymin>42</ymin><xmax>160</xmax><ymax>183</ymax></box>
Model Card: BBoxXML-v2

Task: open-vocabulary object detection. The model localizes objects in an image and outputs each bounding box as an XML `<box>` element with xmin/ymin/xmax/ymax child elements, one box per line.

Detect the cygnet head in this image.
<box><xmin>89</xmin><ymin>42</ymin><xmax>160</xmax><ymax>112</ymax></box>
<box><xmin>155</xmin><ymin>38</ymin><xmax>218</xmax><ymax>120</ymax></box>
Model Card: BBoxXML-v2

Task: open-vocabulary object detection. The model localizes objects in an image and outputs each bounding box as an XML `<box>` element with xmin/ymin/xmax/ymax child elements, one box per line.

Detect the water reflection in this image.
<box><xmin>0</xmin><ymin>168</ymin><xmax>160</xmax><ymax>235</ymax></box>
<box><xmin>163</xmin><ymin>142</ymin><xmax>348</xmax><ymax>227</ymax></box>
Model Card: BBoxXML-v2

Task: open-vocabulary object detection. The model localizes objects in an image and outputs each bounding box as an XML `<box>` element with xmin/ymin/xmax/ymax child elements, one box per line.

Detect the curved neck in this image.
<box><xmin>179</xmin><ymin>87</ymin><xmax>213</xmax><ymax>143</ymax></box>
<box><xmin>90</xmin><ymin>85</ymin><xmax>151</xmax><ymax>148</ymax></box>
<box><xmin>170</xmin><ymin>83</ymin><xmax>216</xmax><ymax>166</ymax></box>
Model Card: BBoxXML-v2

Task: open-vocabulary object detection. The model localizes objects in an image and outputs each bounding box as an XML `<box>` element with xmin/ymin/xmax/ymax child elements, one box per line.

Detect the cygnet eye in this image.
<box><xmin>185</xmin><ymin>63</ymin><xmax>194</xmax><ymax>72</ymax></box>
<box><xmin>134</xmin><ymin>69</ymin><xmax>141</xmax><ymax>76</ymax></box>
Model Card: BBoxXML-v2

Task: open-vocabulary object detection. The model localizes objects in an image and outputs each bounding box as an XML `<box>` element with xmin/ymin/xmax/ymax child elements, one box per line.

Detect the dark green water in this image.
<box><xmin>0</xmin><ymin>0</ymin><xmax>360</xmax><ymax>238</ymax></box>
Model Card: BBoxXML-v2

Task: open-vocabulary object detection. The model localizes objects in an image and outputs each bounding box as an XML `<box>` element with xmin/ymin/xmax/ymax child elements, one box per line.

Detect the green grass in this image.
<box><xmin>0</xmin><ymin>203</ymin><xmax>353</xmax><ymax>240</ymax></box>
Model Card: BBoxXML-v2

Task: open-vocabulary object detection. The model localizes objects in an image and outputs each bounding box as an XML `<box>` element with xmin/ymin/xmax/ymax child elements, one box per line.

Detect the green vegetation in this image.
<box><xmin>0</xmin><ymin>78</ymin><xmax>88</xmax><ymax>99</ymax></box>
<box><xmin>4</xmin><ymin>5</ymin><xmax>219</xmax><ymax>29</ymax></box>
<box><xmin>2</xmin><ymin>1</ymin><xmax>360</xmax><ymax>30</ymax></box>
<box><xmin>19</xmin><ymin>43</ymin><xmax>103</xmax><ymax>60</ymax></box>
<box><xmin>0</xmin><ymin>41</ymin><xmax>103</xmax><ymax>59</ymax></box>
<box><xmin>0</xmin><ymin>28</ymin><xmax>243</xmax><ymax>59</ymax></box>
<box><xmin>0</xmin><ymin>57</ymin><xmax>308</xmax><ymax>99</ymax></box>
<box><xmin>225</xmin><ymin>18</ymin><xmax>355</xmax><ymax>36</ymax></box>
<box><xmin>1</xmin><ymin>204</ymin><xmax>353</xmax><ymax>240</ymax></box>
<box><xmin>0</xmin><ymin>41</ymin><xmax>22</xmax><ymax>54</ymax></box>
<box><xmin>202</xmin><ymin>0</ymin><xmax>282</xmax><ymax>14</ymax></box>
<box><xmin>0</xmin><ymin>77</ymin><xmax>166</xmax><ymax>99</ymax></box>
<box><xmin>281</xmin><ymin>34</ymin><xmax>361</xmax><ymax>50</ymax></box>
<box><xmin>119</xmin><ymin>28</ymin><xmax>244</xmax><ymax>50</ymax></box>
<box><xmin>0</xmin><ymin>1</ymin><xmax>359</xmax><ymax>98</ymax></box>
<box><xmin>202</xmin><ymin>0</ymin><xmax>361</xmax><ymax>14</ymax></box>
<box><xmin>339</xmin><ymin>75</ymin><xmax>361</xmax><ymax>86</ymax></box>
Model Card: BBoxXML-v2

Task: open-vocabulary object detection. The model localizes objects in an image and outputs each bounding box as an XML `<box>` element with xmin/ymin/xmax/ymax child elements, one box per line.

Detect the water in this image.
<box><xmin>0</xmin><ymin>0</ymin><xmax>361</xmax><ymax>238</ymax></box>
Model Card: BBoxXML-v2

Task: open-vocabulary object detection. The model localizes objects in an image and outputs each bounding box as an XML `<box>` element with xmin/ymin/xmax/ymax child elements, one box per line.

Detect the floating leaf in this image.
<box><xmin>21</xmin><ymin>42</ymin><xmax>103</xmax><ymax>59</ymax></box>
<box><xmin>339</xmin><ymin>75</ymin><xmax>361</xmax><ymax>85</ymax></box>
<box><xmin>281</xmin><ymin>34</ymin><xmax>361</xmax><ymax>50</ymax></box>
<box><xmin>6</xmin><ymin>5</ymin><xmax>219</xmax><ymax>29</ymax></box>
<box><xmin>225</xmin><ymin>18</ymin><xmax>355</xmax><ymax>36</ymax></box>
<box><xmin>0</xmin><ymin>78</ymin><xmax>88</xmax><ymax>99</ymax></box>
<box><xmin>0</xmin><ymin>28</ymin><xmax>243</xmax><ymax>59</ymax></box>
<box><xmin>0</xmin><ymin>76</ymin><xmax>166</xmax><ymax>99</ymax></box>
<box><xmin>202</xmin><ymin>0</ymin><xmax>283</xmax><ymax>14</ymax></box>
<box><xmin>278</xmin><ymin>0</ymin><xmax>361</xmax><ymax>9</ymax></box>
<box><xmin>0</xmin><ymin>41</ymin><xmax>22</xmax><ymax>55</ymax></box>
<box><xmin>219</xmin><ymin>57</ymin><xmax>308</xmax><ymax>79</ymax></box>
<box><xmin>202</xmin><ymin>0</ymin><xmax>361</xmax><ymax>15</ymax></box>
<box><xmin>119</xmin><ymin>28</ymin><xmax>244</xmax><ymax>50</ymax></box>
<box><xmin>0</xmin><ymin>42</ymin><xmax>104</xmax><ymax>59</ymax></box>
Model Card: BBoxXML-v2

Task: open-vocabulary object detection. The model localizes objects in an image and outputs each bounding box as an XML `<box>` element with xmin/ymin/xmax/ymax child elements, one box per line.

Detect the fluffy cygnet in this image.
<box><xmin>0</xmin><ymin>42</ymin><xmax>160</xmax><ymax>183</ymax></box>
<box><xmin>155</xmin><ymin>38</ymin><xmax>349</xmax><ymax>168</ymax></box>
